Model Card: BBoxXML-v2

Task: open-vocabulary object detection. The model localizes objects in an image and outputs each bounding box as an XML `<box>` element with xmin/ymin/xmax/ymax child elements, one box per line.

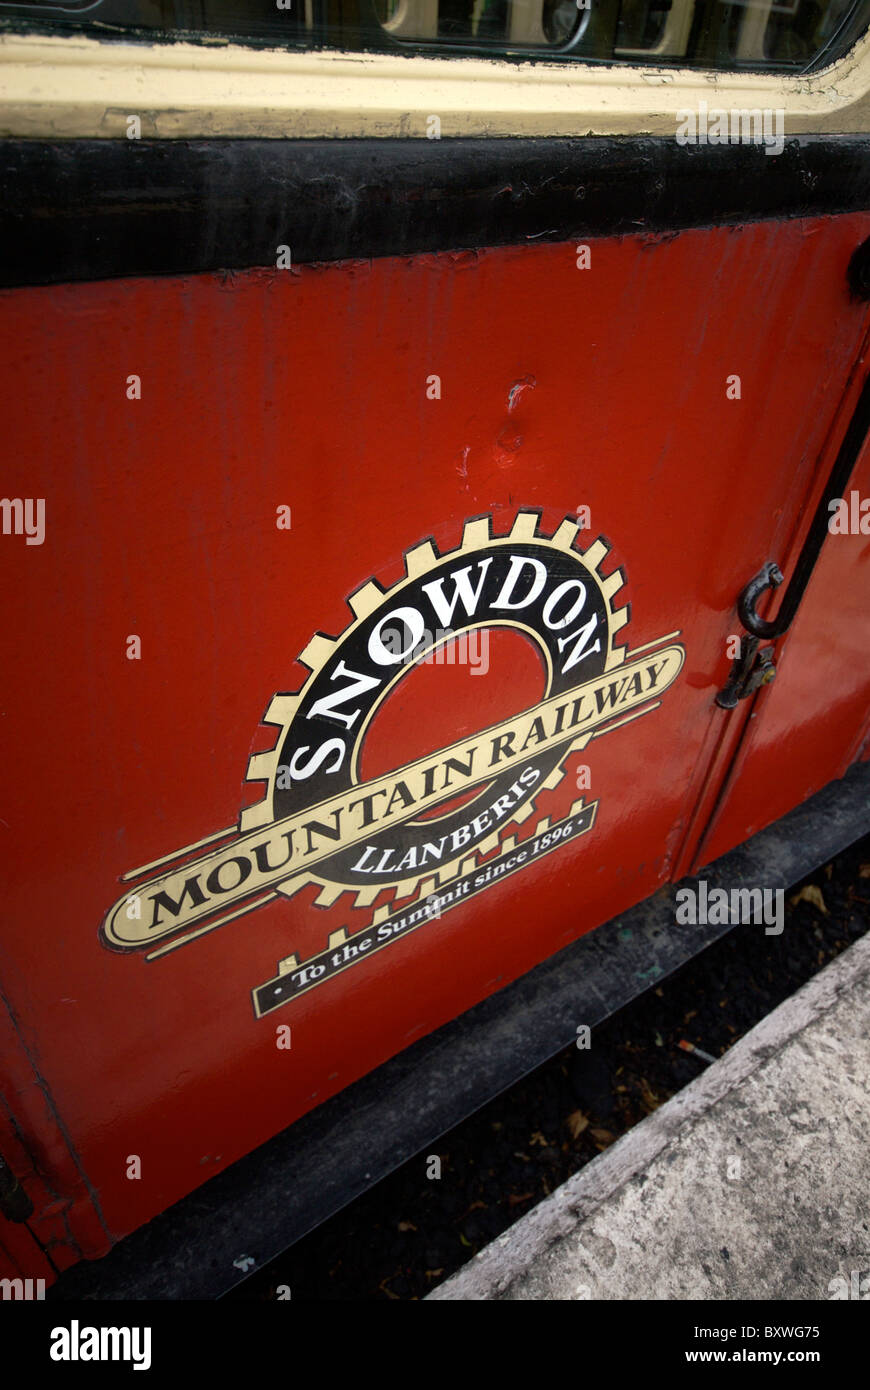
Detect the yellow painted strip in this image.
<box><xmin>1</xmin><ymin>32</ymin><xmax>870</xmax><ymax>140</ymax></box>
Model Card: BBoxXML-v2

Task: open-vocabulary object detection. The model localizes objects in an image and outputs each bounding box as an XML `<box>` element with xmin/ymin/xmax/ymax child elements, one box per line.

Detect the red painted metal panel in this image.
<box><xmin>0</xmin><ymin>949</ymin><xmax>110</xmax><ymax>1267</ymax></box>
<box><xmin>2</xmin><ymin>212</ymin><xmax>869</xmax><ymax>1274</ymax></box>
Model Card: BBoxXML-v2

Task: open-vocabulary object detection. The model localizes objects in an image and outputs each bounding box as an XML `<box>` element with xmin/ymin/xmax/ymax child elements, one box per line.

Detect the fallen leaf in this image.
<box><xmin>398</xmin><ymin>1221</ymin><xmax>417</xmax><ymax>1232</ymax></box>
<box><xmin>590</xmin><ymin>1127</ymin><xmax>616</xmax><ymax>1148</ymax></box>
<box><xmin>529</xmin><ymin>1130</ymin><xmax>548</xmax><ymax>1147</ymax></box>
<box><xmin>860</xmin><ymin>864</ymin><xmax>870</xmax><ymax>879</ymax></box>
<box><xmin>790</xmin><ymin>884</ymin><xmax>828</xmax><ymax>914</ymax></box>
<box><xmin>638</xmin><ymin>1078</ymin><xmax>661</xmax><ymax>1113</ymax></box>
<box><xmin>566</xmin><ymin>1110</ymin><xmax>589</xmax><ymax>1139</ymax></box>
<box><xmin>508</xmin><ymin>1191</ymin><xmax>534</xmax><ymax>1207</ymax></box>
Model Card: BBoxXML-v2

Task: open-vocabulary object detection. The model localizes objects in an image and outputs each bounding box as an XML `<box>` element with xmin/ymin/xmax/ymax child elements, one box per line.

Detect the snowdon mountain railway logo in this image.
<box><xmin>101</xmin><ymin>512</ymin><xmax>684</xmax><ymax>1012</ymax></box>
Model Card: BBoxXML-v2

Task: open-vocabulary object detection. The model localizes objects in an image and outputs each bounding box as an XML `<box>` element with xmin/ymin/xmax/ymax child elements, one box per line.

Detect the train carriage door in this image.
<box><xmin>2</xmin><ymin>0</ymin><xmax>870</xmax><ymax>1272</ymax></box>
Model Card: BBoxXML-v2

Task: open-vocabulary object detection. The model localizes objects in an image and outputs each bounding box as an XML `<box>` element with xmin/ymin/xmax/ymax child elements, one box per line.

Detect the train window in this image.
<box><xmin>1</xmin><ymin>0</ymin><xmax>869</xmax><ymax>71</ymax></box>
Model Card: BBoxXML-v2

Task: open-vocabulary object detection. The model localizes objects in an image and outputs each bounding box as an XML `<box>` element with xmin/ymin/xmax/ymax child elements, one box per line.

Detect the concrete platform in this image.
<box><xmin>430</xmin><ymin>932</ymin><xmax>870</xmax><ymax>1300</ymax></box>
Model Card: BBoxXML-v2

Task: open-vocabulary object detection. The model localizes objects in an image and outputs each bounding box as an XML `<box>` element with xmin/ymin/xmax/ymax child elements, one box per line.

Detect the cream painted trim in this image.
<box><xmin>1</xmin><ymin>25</ymin><xmax>870</xmax><ymax>139</ymax></box>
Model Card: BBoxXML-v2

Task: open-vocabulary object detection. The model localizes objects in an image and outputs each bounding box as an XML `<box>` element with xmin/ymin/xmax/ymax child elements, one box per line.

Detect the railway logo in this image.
<box><xmin>100</xmin><ymin>511</ymin><xmax>684</xmax><ymax>1010</ymax></box>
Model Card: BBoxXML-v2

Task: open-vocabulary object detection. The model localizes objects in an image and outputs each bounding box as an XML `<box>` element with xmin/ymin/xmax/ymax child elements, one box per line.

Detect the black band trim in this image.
<box><xmin>4</xmin><ymin>135</ymin><xmax>870</xmax><ymax>288</ymax></box>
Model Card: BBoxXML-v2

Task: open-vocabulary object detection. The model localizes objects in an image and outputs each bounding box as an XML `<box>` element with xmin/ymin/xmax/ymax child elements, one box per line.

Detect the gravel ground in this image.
<box><xmin>229</xmin><ymin>831</ymin><xmax>870</xmax><ymax>1301</ymax></box>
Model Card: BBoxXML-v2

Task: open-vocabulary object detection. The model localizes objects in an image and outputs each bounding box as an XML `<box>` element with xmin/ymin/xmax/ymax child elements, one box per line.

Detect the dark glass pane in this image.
<box><xmin>2</xmin><ymin>0</ymin><xmax>868</xmax><ymax>71</ymax></box>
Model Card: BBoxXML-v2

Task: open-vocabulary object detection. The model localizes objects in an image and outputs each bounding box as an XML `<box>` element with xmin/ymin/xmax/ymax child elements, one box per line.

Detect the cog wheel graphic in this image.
<box><xmin>239</xmin><ymin>510</ymin><xmax>628</xmax><ymax>911</ymax></box>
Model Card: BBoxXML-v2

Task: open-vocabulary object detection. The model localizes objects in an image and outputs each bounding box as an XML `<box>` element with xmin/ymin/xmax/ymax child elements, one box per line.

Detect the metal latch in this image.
<box><xmin>0</xmin><ymin>1151</ymin><xmax>34</xmax><ymax>1222</ymax></box>
<box><xmin>716</xmin><ymin>633</ymin><xmax>778</xmax><ymax>709</ymax></box>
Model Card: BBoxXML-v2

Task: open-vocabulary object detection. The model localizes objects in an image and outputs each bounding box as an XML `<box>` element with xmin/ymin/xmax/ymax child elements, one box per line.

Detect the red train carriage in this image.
<box><xmin>1</xmin><ymin>0</ymin><xmax>870</xmax><ymax>1295</ymax></box>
